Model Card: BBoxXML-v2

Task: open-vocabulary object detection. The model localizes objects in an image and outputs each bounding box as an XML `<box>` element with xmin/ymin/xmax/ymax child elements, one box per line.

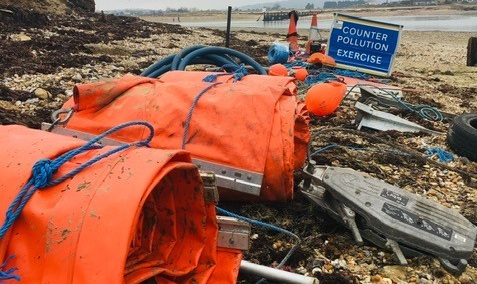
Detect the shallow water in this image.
<box><xmin>180</xmin><ymin>14</ymin><xmax>477</xmax><ymax>32</ymax></box>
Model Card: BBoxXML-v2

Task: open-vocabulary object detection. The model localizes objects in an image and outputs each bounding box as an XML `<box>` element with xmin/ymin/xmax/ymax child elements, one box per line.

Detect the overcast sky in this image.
<box><xmin>95</xmin><ymin>0</ymin><xmax>276</xmax><ymax>11</ymax></box>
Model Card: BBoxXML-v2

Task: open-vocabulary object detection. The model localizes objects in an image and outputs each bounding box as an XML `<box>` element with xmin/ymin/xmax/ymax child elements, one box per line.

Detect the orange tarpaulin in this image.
<box><xmin>61</xmin><ymin>71</ymin><xmax>310</xmax><ymax>202</ymax></box>
<box><xmin>0</xmin><ymin>125</ymin><xmax>239</xmax><ymax>283</ymax></box>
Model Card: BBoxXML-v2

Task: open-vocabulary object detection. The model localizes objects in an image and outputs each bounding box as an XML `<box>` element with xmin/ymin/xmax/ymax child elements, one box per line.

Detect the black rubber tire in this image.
<box><xmin>447</xmin><ymin>113</ymin><xmax>477</xmax><ymax>161</ymax></box>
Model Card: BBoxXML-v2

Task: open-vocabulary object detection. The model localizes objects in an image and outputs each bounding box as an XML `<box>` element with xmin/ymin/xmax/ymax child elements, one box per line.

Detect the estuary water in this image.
<box><xmin>179</xmin><ymin>14</ymin><xmax>477</xmax><ymax>32</ymax></box>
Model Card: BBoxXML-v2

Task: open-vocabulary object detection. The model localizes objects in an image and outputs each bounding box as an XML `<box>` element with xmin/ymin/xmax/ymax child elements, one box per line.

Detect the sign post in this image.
<box><xmin>327</xmin><ymin>13</ymin><xmax>403</xmax><ymax>77</ymax></box>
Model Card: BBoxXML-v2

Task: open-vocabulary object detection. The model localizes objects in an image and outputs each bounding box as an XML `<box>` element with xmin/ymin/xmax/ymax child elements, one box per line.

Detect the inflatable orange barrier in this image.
<box><xmin>0</xmin><ymin>125</ymin><xmax>239</xmax><ymax>283</ymax></box>
<box><xmin>60</xmin><ymin>71</ymin><xmax>310</xmax><ymax>202</ymax></box>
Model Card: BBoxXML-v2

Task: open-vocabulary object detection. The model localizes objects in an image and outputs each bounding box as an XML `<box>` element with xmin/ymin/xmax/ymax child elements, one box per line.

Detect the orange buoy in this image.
<box><xmin>304</xmin><ymin>81</ymin><xmax>347</xmax><ymax>116</ymax></box>
<box><xmin>307</xmin><ymin>52</ymin><xmax>336</xmax><ymax>66</ymax></box>
<box><xmin>268</xmin><ymin>63</ymin><xmax>288</xmax><ymax>76</ymax></box>
<box><xmin>293</xmin><ymin>68</ymin><xmax>308</xmax><ymax>81</ymax></box>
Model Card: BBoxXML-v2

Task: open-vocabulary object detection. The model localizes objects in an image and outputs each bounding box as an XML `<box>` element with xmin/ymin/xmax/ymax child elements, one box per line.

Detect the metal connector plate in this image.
<box><xmin>217</xmin><ymin>216</ymin><xmax>251</xmax><ymax>251</ymax></box>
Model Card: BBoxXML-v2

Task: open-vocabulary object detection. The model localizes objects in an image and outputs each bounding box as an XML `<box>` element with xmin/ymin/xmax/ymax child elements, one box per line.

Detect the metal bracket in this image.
<box><xmin>192</xmin><ymin>159</ymin><xmax>262</xmax><ymax>196</ymax></box>
<box><xmin>357</xmin><ymin>84</ymin><xmax>403</xmax><ymax>106</ymax></box>
<box><xmin>217</xmin><ymin>216</ymin><xmax>251</xmax><ymax>251</ymax></box>
<box><xmin>386</xmin><ymin>239</ymin><xmax>408</xmax><ymax>265</ymax></box>
<box><xmin>41</xmin><ymin>123</ymin><xmax>263</xmax><ymax>196</ymax></box>
<box><xmin>199</xmin><ymin>171</ymin><xmax>220</xmax><ymax>204</ymax></box>
<box><xmin>354</xmin><ymin>101</ymin><xmax>443</xmax><ymax>135</ymax></box>
<box><xmin>345</xmin><ymin>82</ymin><xmax>403</xmax><ymax>101</ymax></box>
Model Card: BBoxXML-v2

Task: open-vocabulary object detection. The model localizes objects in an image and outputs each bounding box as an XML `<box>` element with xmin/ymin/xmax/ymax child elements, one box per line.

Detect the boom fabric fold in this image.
<box><xmin>0</xmin><ymin>125</ymin><xmax>239</xmax><ymax>283</ymax></box>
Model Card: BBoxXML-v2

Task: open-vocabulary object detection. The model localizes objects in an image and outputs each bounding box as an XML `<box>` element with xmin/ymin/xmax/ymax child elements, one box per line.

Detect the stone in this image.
<box><xmin>383</xmin><ymin>265</ymin><xmax>407</xmax><ymax>282</ymax></box>
<box><xmin>34</xmin><ymin>88</ymin><xmax>51</xmax><ymax>100</ymax></box>
<box><xmin>10</xmin><ymin>33</ymin><xmax>31</xmax><ymax>42</ymax></box>
<box><xmin>72</xmin><ymin>73</ymin><xmax>83</xmax><ymax>82</ymax></box>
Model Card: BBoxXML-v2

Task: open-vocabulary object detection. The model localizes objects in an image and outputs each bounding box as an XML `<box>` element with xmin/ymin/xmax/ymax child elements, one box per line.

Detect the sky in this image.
<box><xmin>94</xmin><ymin>0</ymin><xmax>276</xmax><ymax>11</ymax></box>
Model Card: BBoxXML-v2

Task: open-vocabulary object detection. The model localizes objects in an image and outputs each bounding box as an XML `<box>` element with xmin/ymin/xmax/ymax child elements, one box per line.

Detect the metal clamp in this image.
<box><xmin>217</xmin><ymin>216</ymin><xmax>251</xmax><ymax>251</ymax></box>
<box><xmin>47</xmin><ymin>108</ymin><xmax>74</xmax><ymax>131</ymax></box>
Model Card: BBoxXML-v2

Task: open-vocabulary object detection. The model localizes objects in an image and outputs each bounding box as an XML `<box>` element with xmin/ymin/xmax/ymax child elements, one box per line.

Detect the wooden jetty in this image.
<box><xmin>261</xmin><ymin>11</ymin><xmax>315</xmax><ymax>22</ymax></box>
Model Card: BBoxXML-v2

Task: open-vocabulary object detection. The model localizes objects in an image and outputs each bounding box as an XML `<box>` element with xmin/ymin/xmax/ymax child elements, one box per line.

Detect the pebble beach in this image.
<box><xmin>1</xmin><ymin>4</ymin><xmax>477</xmax><ymax>283</ymax></box>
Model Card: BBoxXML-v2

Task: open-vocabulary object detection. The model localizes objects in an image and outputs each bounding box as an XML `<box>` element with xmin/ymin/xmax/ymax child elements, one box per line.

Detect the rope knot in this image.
<box><xmin>31</xmin><ymin>159</ymin><xmax>56</xmax><ymax>188</ymax></box>
<box><xmin>233</xmin><ymin>64</ymin><xmax>248</xmax><ymax>82</ymax></box>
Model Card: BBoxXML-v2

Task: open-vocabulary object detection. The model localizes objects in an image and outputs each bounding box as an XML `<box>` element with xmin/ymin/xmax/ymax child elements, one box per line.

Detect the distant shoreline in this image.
<box><xmin>140</xmin><ymin>4</ymin><xmax>477</xmax><ymax>26</ymax></box>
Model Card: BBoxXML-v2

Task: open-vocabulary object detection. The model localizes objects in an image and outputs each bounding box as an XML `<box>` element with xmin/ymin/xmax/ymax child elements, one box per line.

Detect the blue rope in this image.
<box><xmin>231</xmin><ymin>64</ymin><xmax>248</xmax><ymax>82</ymax></box>
<box><xmin>310</xmin><ymin>143</ymin><xmax>412</xmax><ymax>158</ymax></box>
<box><xmin>203</xmin><ymin>64</ymin><xmax>248</xmax><ymax>83</ymax></box>
<box><xmin>423</xmin><ymin>147</ymin><xmax>453</xmax><ymax>162</ymax></box>
<box><xmin>215</xmin><ymin>207</ymin><xmax>301</xmax><ymax>276</ymax></box>
<box><xmin>202</xmin><ymin>74</ymin><xmax>227</xmax><ymax>83</ymax></box>
<box><xmin>304</xmin><ymin>72</ymin><xmax>340</xmax><ymax>85</ymax></box>
<box><xmin>0</xmin><ymin>256</ymin><xmax>19</xmax><ymax>281</ymax></box>
<box><xmin>182</xmin><ymin>69</ymin><xmax>248</xmax><ymax>149</ymax></box>
<box><xmin>182</xmin><ymin>82</ymin><xmax>222</xmax><ymax>149</ymax></box>
<box><xmin>311</xmin><ymin>143</ymin><xmax>453</xmax><ymax>163</ymax></box>
<box><xmin>284</xmin><ymin>61</ymin><xmax>309</xmax><ymax>69</ymax></box>
<box><xmin>310</xmin><ymin>144</ymin><xmax>340</xmax><ymax>157</ymax></box>
<box><xmin>331</xmin><ymin>68</ymin><xmax>370</xmax><ymax>80</ymax></box>
<box><xmin>360</xmin><ymin>84</ymin><xmax>444</xmax><ymax>122</ymax></box>
<box><xmin>0</xmin><ymin>121</ymin><xmax>154</xmax><ymax>281</ymax></box>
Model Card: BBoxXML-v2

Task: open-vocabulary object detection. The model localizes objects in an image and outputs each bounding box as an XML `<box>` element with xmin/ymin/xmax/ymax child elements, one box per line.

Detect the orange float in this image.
<box><xmin>0</xmin><ymin>124</ymin><xmax>240</xmax><ymax>283</ymax></box>
<box><xmin>293</xmin><ymin>68</ymin><xmax>308</xmax><ymax>81</ymax></box>
<box><xmin>307</xmin><ymin>52</ymin><xmax>336</xmax><ymax>66</ymax></box>
<box><xmin>268</xmin><ymin>63</ymin><xmax>289</xmax><ymax>76</ymax></box>
<box><xmin>305</xmin><ymin>81</ymin><xmax>347</xmax><ymax>116</ymax></box>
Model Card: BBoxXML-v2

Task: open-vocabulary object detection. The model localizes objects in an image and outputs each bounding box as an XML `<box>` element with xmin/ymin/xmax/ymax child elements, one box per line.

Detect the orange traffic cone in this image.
<box><xmin>306</xmin><ymin>13</ymin><xmax>322</xmax><ymax>55</ymax></box>
<box><xmin>287</xmin><ymin>10</ymin><xmax>299</xmax><ymax>52</ymax></box>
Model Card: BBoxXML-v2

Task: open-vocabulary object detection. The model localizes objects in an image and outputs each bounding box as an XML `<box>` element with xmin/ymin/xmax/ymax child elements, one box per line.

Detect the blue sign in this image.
<box><xmin>327</xmin><ymin>13</ymin><xmax>403</xmax><ymax>76</ymax></box>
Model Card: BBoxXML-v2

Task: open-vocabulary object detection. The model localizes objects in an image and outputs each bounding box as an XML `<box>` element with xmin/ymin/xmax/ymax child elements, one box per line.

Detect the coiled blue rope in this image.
<box><xmin>268</xmin><ymin>43</ymin><xmax>290</xmax><ymax>65</ymax></box>
<box><xmin>0</xmin><ymin>121</ymin><xmax>154</xmax><ymax>281</ymax></box>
